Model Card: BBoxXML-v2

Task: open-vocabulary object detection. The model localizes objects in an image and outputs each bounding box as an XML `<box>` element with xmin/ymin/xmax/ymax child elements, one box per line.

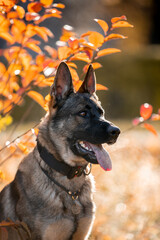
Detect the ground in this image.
<box><xmin>0</xmin><ymin>123</ymin><xmax>160</xmax><ymax>240</ymax></box>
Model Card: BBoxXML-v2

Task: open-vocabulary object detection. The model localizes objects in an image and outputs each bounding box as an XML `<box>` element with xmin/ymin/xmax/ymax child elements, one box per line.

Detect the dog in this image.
<box><xmin>0</xmin><ymin>62</ymin><xmax>120</xmax><ymax>240</ymax></box>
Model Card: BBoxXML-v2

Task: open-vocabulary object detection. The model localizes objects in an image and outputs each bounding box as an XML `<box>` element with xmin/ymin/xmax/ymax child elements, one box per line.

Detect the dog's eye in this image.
<box><xmin>79</xmin><ymin>111</ymin><xmax>88</xmax><ymax>117</ymax></box>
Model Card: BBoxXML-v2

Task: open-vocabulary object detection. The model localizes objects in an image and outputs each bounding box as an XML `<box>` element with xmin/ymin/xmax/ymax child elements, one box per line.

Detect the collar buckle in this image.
<box><xmin>67</xmin><ymin>166</ymin><xmax>84</xmax><ymax>179</ymax></box>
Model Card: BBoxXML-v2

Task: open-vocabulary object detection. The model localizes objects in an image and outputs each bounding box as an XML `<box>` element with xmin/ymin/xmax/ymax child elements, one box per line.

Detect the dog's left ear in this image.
<box><xmin>50</xmin><ymin>62</ymin><xmax>73</xmax><ymax>102</ymax></box>
<box><xmin>78</xmin><ymin>64</ymin><xmax>96</xmax><ymax>94</ymax></box>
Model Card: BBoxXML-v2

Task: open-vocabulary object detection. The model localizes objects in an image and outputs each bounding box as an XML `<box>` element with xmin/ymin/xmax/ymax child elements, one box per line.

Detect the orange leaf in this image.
<box><xmin>13</xmin><ymin>19</ymin><xmax>26</xmax><ymax>32</ymax></box>
<box><xmin>27</xmin><ymin>91</ymin><xmax>44</xmax><ymax>108</ymax></box>
<box><xmin>96</xmin><ymin>84</ymin><xmax>108</xmax><ymax>91</ymax></box>
<box><xmin>0</xmin><ymin>0</ymin><xmax>16</xmax><ymax>10</ymax></box>
<box><xmin>17</xmin><ymin>142</ymin><xmax>29</xmax><ymax>154</ymax></box>
<box><xmin>44</xmin><ymin>46</ymin><xmax>57</xmax><ymax>58</ymax></box>
<box><xmin>36</xmin><ymin>54</ymin><xmax>45</xmax><ymax>66</ymax></box>
<box><xmin>41</xmin><ymin>27</ymin><xmax>54</xmax><ymax>38</ymax></box>
<box><xmin>15</xmin><ymin>5</ymin><xmax>25</xmax><ymax>19</ymax></box>
<box><xmin>73</xmin><ymin>80</ymin><xmax>83</xmax><ymax>92</ymax></box>
<box><xmin>80</xmin><ymin>41</ymin><xmax>96</xmax><ymax>50</ymax></box>
<box><xmin>7</xmin><ymin>11</ymin><xmax>19</xmax><ymax>19</ymax></box>
<box><xmin>111</xmin><ymin>15</ymin><xmax>127</xmax><ymax>23</ymax></box>
<box><xmin>41</xmin><ymin>77</ymin><xmax>55</xmax><ymax>87</ymax></box>
<box><xmin>0</xmin><ymin>170</ymin><xmax>5</xmax><ymax>180</ymax></box>
<box><xmin>151</xmin><ymin>114</ymin><xmax>160</xmax><ymax>121</ymax></box>
<box><xmin>31</xmin><ymin>128</ymin><xmax>39</xmax><ymax>136</ymax></box>
<box><xmin>28</xmin><ymin>2</ymin><xmax>43</xmax><ymax>13</ymax></box>
<box><xmin>0</xmin><ymin>17</ymin><xmax>10</xmax><ymax>31</ymax></box>
<box><xmin>0</xmin><ymin>32</ymin><xmax>14</xmax><ymax>44</ymax></box>
<box><xmin>58</xmin><ymin>46</ymin><xmax>71</xmax><ymax>60</ymax></box>
<box><xmin>66</xmin><ymin>62</ymin><xmax>77</xmax><ymax>69</ymax></box>
<box><xmin>92</xmin><ymin>62</ymin><xmax>102</xmax><ymax>70</ymax></box>
<box><xmin>89</xmin><ymin>32</ymin><xmax>104</xmax><ymax>48</ymax></box>
<box><xmin>94</xmin><ymin>19</ymin><xmax>109</xmax><ymax>35</ymax></box>
<box><xmin>140</xmin><ymin>103</ymin><xmax>153</xmax><ymax>120</ymax></box>
<box><xmin>25</xmin><ymin>42</ymin><xmax>42</xmax><ymax>54</ymax></box>
<box><xmin>35</xmin><ymin>12</ymin><xmax>62</xmax><ymax>24</ymax></box>
<box><xmin>112</xmin><ymin>21</ymin><xmax>134</xmax><ymax>29</ymax></box>
<box><xmin>0</xmin><ymin>62</ymin><xmax>6</xmax><ymax>76</ymax></box>
<box><xmin>70</xmin><ymin>52</ymin><xmax>91</xmax><ymax>63</ymax></box>
<box><xmin>96</xmin><ymin>48</ymin><xmax>121</xmax><ymax>58</ymax></box>
<box><xmin>105</xmin><ymin>33</ymin><xmax>127</xmax><ymax>42</ymax></box>
<box><xmin>34</xmin><ymin>26</ymin><xmax>49</xmax><ymax>42</ymax></box>
<box><xmin>143</xmin><ymin>123</ymin><xmax>158</xmax><ymax>136</ymax></box>
<box><xmin>40</xmin><ymin>0</ymin><xmax>53</xmax><ymax>5</ymax></box>
<box><xmin>83</xmin><ymin>62</ymin><xmax>102</xmax><ymax>73</ymax></box>
<box><xmin>81</xmin><ymin>31</ymin><xmax>95</xmax><ymax>38</ymax></box>
<box><xmin>69</xmin><ymin>67</ymin><xmax>79</xmax><ymax>81</ymax></box>
<box><xmin>52</xmin><ymin>3</ymin><xmax>65</xmax><ymax>8</ymax></box>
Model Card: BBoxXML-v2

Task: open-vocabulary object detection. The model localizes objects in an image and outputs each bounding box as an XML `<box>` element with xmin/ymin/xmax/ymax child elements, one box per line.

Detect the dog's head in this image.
<box><xmin>43</xmin><ymin>62</ymin><xmax>120</xmax><ymax>171</ymax></box>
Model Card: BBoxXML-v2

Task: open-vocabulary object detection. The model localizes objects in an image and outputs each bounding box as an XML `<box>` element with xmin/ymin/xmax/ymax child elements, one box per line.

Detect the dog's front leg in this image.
<box><xmin>72</xmin><ymin>215</ymin><xmax>95</xmax><ymax>240</ymax></box>
<box><xmin>43</xmin><ymin>218</ymin><xmax>74</xmax><ymax>240</ymax></box>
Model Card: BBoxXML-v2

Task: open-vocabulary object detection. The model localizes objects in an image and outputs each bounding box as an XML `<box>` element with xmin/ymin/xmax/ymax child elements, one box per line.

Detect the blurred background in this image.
<box><xmin>1</xmin><ymin>0</ymin><xmax>160</xmax><ymax>122</ymax></box>
<box><xmin>0</xmin><ymin>1</ymin><xmax>160</xmax><ymax>239</ymax></box>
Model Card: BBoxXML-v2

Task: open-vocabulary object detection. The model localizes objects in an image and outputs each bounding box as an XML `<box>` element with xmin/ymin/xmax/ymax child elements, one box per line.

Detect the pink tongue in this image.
<box><xmin>89</xmin><ymin>143</ymin><xmax>112</xmax><ymax>171</ymax></box>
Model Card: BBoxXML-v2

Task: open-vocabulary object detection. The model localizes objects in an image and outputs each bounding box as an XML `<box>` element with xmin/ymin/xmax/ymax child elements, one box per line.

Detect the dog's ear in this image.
<box><xmin>50</xmin><ymin>62</ymin><xmax>73</xmax><ymax>102</ymax></box>
<box><xmin>78</xmin><ymin>64</ymin><xmax>96</xmax><ymax>94</ymax></box>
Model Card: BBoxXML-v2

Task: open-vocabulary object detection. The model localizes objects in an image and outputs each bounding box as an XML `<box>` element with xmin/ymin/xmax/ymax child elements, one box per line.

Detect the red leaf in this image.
<box><xmin>140</xmin><ymin>103</ymin><xmax>153</xmax><ymax>120</ymax></box>
<box><xmin>143</xmin><ymin>123</ymin><xmax>158</xmax><ymax>136</ymax></box>
<box><xmin>28</xmin><ymin>2</ymin><xmax>43</xmax><ymax>13</ymax></box>
<box><xmin>132</xmin><ymin>117</ymin><xmax>144</xmax><ymax>126</ymax></box>
<box><xmin>94</xmin><ymin>19</ymin><xmax>109</xmax><ymax>35</ymax></box>
<box><xmin>68</xmin><ymin>37</ymin><xmax>79</xmax><ymax>50</ymax></box>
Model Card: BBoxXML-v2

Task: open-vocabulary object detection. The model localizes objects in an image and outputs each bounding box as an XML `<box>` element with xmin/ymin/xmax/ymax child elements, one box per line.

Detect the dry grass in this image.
<box><xmin>91</xmin><ymin>129</ymin><xmax>160</xmax><ymax>240</ymax></box>
<box><xmin>0</xmin><ymin>126</ymin><xmax>160</xmax><ymax>240</ymax></box>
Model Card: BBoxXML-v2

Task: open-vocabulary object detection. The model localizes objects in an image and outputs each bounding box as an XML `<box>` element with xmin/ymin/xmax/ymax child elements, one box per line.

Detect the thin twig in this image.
<box><xmin>0</xmin><ymin>123</ymin><xmax>39</xmax><ymax>153</ymax></box>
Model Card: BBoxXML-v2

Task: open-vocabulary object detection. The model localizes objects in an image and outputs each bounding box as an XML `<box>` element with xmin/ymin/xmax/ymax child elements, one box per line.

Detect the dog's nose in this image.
<box><xmin>108</xmin><ymin>125</ymin><xmax>120</xmax><ymax>138</ymax></box>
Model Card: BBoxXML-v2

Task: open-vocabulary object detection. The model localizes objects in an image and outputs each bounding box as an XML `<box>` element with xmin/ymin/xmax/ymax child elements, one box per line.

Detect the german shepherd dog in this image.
<box><xmin>0</xmin><ymin>62</ymin><xmax>120</xmax><ymax>240</ymax></box>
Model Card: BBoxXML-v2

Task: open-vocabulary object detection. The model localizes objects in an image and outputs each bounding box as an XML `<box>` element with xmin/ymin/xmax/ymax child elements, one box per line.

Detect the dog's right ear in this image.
<box><xmin>78</xmin><ymin>64</ymin><xmax>96</xmax><ymax>94</ymax></box>
<box><xmin>50</xmin><ymin>62</ymin><xmax>73</xmax><ymax>105</ymax></box>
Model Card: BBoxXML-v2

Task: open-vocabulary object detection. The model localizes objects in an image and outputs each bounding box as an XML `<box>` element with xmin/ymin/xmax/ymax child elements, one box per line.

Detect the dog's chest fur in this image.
<box><xmin>0</xmin><ymin>149</ymin><xmax>95</xmax><ymax>240</ymax></box>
